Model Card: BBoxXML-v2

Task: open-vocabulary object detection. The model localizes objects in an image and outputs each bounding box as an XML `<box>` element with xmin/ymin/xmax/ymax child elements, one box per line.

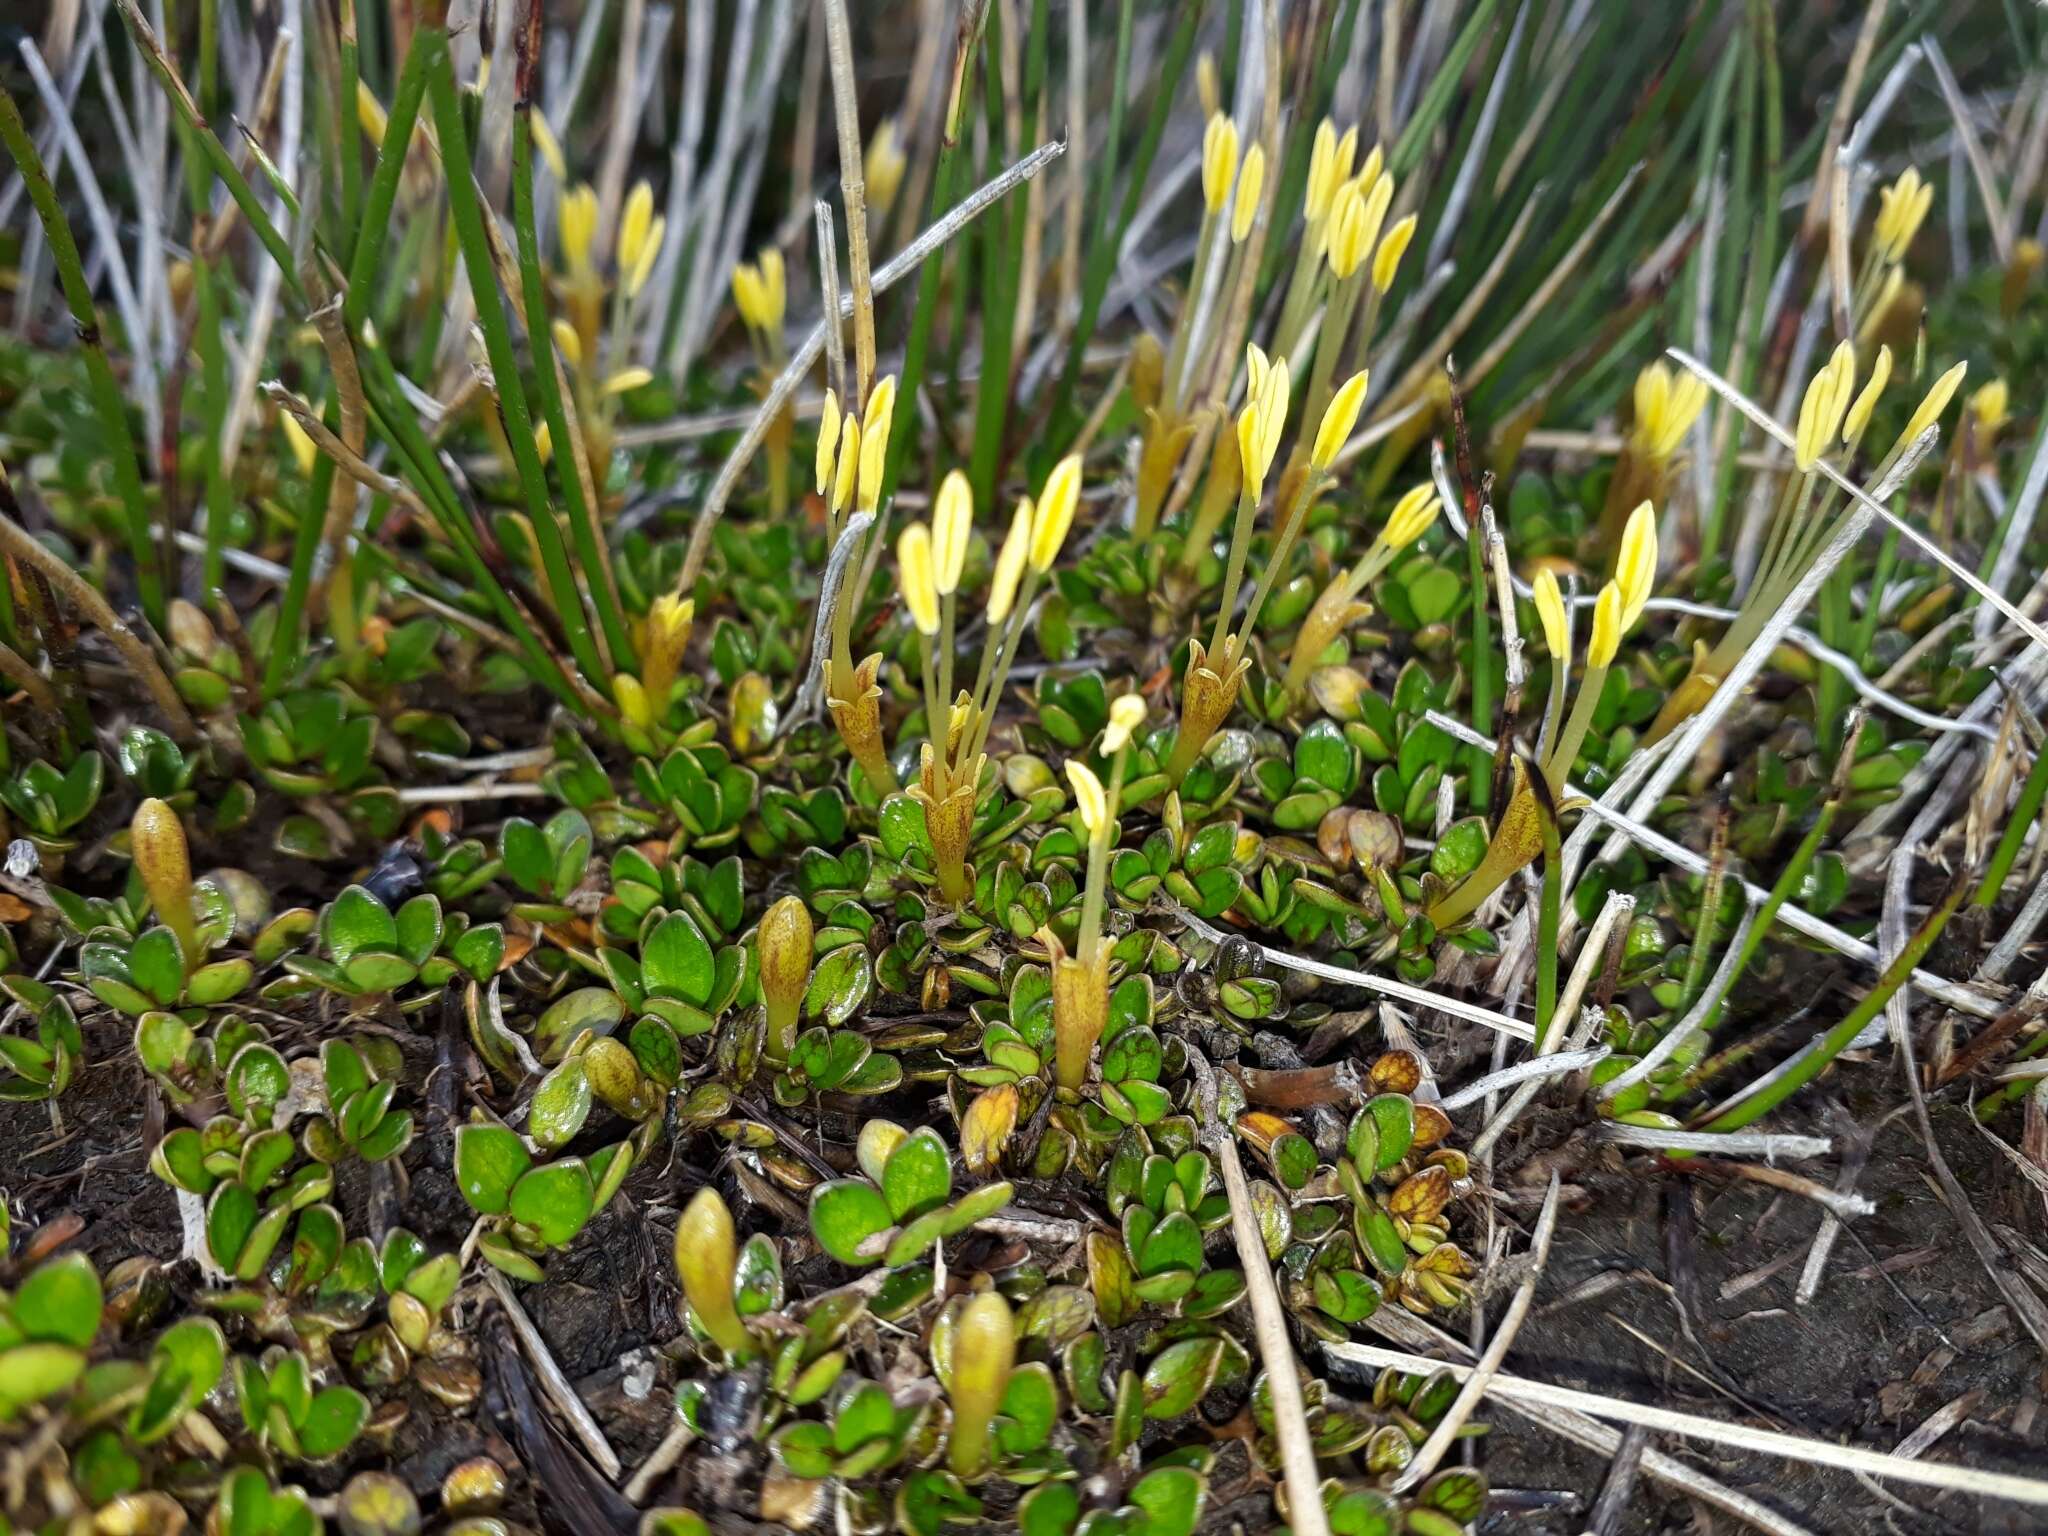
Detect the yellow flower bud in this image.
<box><xmin>1586</xmin><ymin>581</ymin><xmax>1623</xmax><ymax>668</ymax></box>
<box><xmin>558</xmin><ymin>183</ymin><xmax>598</xmax><ymax>274</ymax></box>
<box><xmin>1236</xmin><ymin>350</ymin><xmax>1290</xmax><ymax>500</ymax></box>
<box><xmin>550</xmin><ymin>317</ymin><xmax>582</xmax><ymax>369</ymax></box>
<box><xmin>1630</xmin><ymin>362</ymin><xmax>1708</xmax><ymax>461</ymax></box>
<box><xmin>1615</xmin><ymin>500</ymin><xmax>1657</xmax><ymax>631</ymax></box>
<box><xmin>530</xmin><ymin>109</ymin><xmax>567</xmax><ymax>182</ymax></box>
<box><xmin>1793</xmin><ymin>341</ymin><xmax>1855</xmax><ymax>471</ymax></box>
<box><xmin>947</xmin><ymin>1292</ymin><xmax>1016</xmax><ymax>1478</ymax></box>
<box><xmin>618</xmin><ymin>182</ymin><xmax>656</xmax><ymax>283</ymax></box>
<box><xmin>639</xmin><ymin>594</ymin><xmax>694</xmax><ymax>718</ymax></box>
<box><xmin>931</xmin><ymin>471</ymin><xmax>973</xmax><ymax>595</ymax></box>
<box><xmin>1371</xmin><ymin>213</ymin><xmax>1417</xmax><ymax>293</ymax></box>
<box><xmin>1230</xmin><ymin>144</ymin><xmax>1265</xmax><ymax>245</ymax></box>
<box><xmin>1102</xmin><ymin>693</ymin><xmax>1146</xmax><ymax>754</ymax></box>
<box><xmin>533</xmin><ymin>421</ymin><xmax>553</xmax><ymax>465</ymax></box>
<box><xmin>1873</xmin><ymin>167</ymin><xmax>1933</xmax><ymax>264</ymax></box>
<box><xmin>1355</xmin><ymin>142</ymin><xmax>1383</xmax><ymax>196</ymax></box>
<box><xmin>1842</xmin><ymin>344</ymin><xmax>1891</xmax><ymax>446</ymax></box>
<box><xmin>731</xmin><ymin>262</ymin><xmax>768</xmax><ymax>331</ymax></box>
<box><xmin>357</xmin><ymin>80</ymin><xmax>393</xmax><ymax>148</ymax></box>
<box><xmin>603</xmin><ymin>367</ymin><xmax>653</xmax><ymax>396</ymax></box>
<box><xmin>1066</xmin><ymin>760</ymin><xmax>1107</xmax><ymax>835</ymax></box>
<box><xmin>613</xmin><ymin>672</ymin><xmax>652</xmax><ymax>727</ymax></box>
<box><xmin>1382</xmin><ymin>482</ymin><xmax>1440</xmax><ymax>548</ymax></box>
<box><xmin>857</xmin><ymin>376</ymin><xmax>898</xmax><ymax>513</ymax></box>
<box><xmin>1326</xmin><ymin>168</ymin><xmax>1392</xmax><ymax>280</ymax></box>
<box><xmin>1312</xmin><ymin>370</ymin><xmax>1370</xmax><ymax>470</ymax></box>
<box><xmin>281</xmin><ymin>411</ymin><xmax>317</xmax><ymax>477</ymax></box>
<box><xmin>759</xmin><ymin>894</ymin><xmax>812</xmax><ymax>1062</ymax></box>
<box><xmin>831</xmin><ymin>415</ymin><xmax>861</xmax><ymax>513</ymax></box>
<box><xmin>1202</xmin><ymin>114</ymin><xmax>1240</xmax><ymax>217</ymax></box>
<box><xmin>132</xmin><ymin>798</ymin><xmax>197</xmax><ymax>969</ymax></box>
<box><xmin>1895</xmin><ymin>360</ymin><xmax>1968</xmax><ymax>450</ymax></box>
<box><xmin>898</xmin><ymin>522</ymin><xmax>940</xmax><ymax>636</ymax></box>
<box><xmin>1305</xmin><ymin>120</ymin><xmax>1342</xmax><ymax>220</ymax></box>
<box><xmin>675</xmin><ymin>1188</ymin><xmax>752</xmax><ymax>1358</ymax></box>
<box><xmin>1532</xmin><ymin>568</ymin><xmax>1568</xmax><ymax>666</ymax></box>
<box><xmin>815</xmin><ymin>390</ymin><xmax>842</xmax><ymax>496</ymax></box>
<box><xmin>864</xmin><ymin>119</ymin><xmax>908</xmax><ymax>215</ymax></box>
<box><xmin>625</xmin><ymin>216</ymin><xmax>665</xmax><ymax>298</ymax></box>
<box><xmin>988</xmin><ymin>500</ymin><xmax>1032</xmax><ymax>623</ymax></box>
<box><xmin>1972</xmin><ymin>378</ymin><xmax>2010</xmax><ymax>438</ymax></box>
<box><xmin>756</xmin><ymin>250</ymin><xmax>786</xmax><ymax>332</ymax></box>
<box><xmin>1030</xmin><ymin>456</ymin><xmax>1082</xmax><ymax>571</ymax></box>
<box><xmin>1196</xmin><ymin>52</ymin><xmax>1219</xmax><ymax>118</ymax></box>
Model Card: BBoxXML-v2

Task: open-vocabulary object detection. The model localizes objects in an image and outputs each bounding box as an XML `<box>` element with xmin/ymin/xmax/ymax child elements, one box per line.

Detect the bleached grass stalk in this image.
<box><xmin>1330</xmin><ymin>1342</ymin><xmax>2048</xmax><ymax>1509</ymax></box>
<box><xmin>679</xmin><ymin>138</ymin><xmax>1066</xmax><ymax>589</ymax></box>
<box><xmin>819</xmin><ymin>0</ymin><xmax>876</xmax><ymax>405</ymax></box>
<box><xmin>1174</xmin><ymin>908</ymin><xmax>1534</xmax><ymax>1042</ymax></box>
<box><xmin>1598</xmin><ymin>1124</ymin><xmax>1840</xmax><ymax>1164</ymax></box>
<box><xmin>1439</xmin><ymin>1048</ymin><xmax>1609</xmax><ymax>1113</ymax></box>
<box><xmin>486</xmin><ymin>1270</ymin><xmax>621</xmax><ymax>1480</ymax></box>
<box><xmin>1596</xmin><ymin>906</ymin><xmax>1756</xmax><ymax>1103</ymax></box>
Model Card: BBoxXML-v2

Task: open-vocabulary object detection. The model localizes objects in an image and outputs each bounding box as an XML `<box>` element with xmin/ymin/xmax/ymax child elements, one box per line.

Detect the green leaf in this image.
<box><xmin>394</xmin><ymin>894</ymin><xmax>444</xmax><ymax>966</ymax></box>
<box><xmin>128</xmin><ymin>929</ymin><xmax>185</xmax><ymax>1007</ymax></box>
<box><xmin>327</xmin><ymin>885</ymin><xmax>397</xmax><ymax>964</ymax></box>
<box><xmin>1128</xmin><ymin>1464</ymin><xmax>1204</xmax><ymax>1536</ymax></box>
<box><xmin>804</xmin><ymin>944</ymin><xmax>872</xmax><ymax>1027</ymax></box>
<box><xmin>529</xmin><ymin>1059</ymin><xmax>592</xmax><ymax>1151</ymax></box>
<box><xmin>454</xmin><ymin>1123</ymin><xmax>532</xmax><ymax>1215</ymax></box>
<box><xmin>881</xmin><ymin>1128</ymin><xmax>954</xmax><ymax>1223</ymax></box>
<box><xmin>642</xmin><ymin>912</ymin><xmax>715</xmax><ymax>1004</ymax></box>
<box><xmin>186</xmin><ymin>959</ymin><xmax>252</xmax><ymax>1005</ymax></box>
<box><xmin>1141</xmin><ymin>1338</ymin><xmax>1222</xmax><ymax>1420</ymax></box>
<box><xmin>809</xmin><ymin>1179</ymin><xmax>894</xmax><ymax>1266</ymax></box>
<box><xmin>12</xmin><ymin>1254</ymin><xmax>102</xmax><ymax>1347</ymax></box>
<box><xmin>130</xmin><ymin>1317</ymin><xmax>226</xmax><ymax>1443</ymax></box>
<box><xmin>508</xmin><ymin>1159</ymin><xmax>595</xmax><ymax>1247</ymax></box>
<box><xmin>297</xmin><ymin>1384</ymin><xmax>370</xmax><ymax>1458</ymax></box>
<box><xmin>206</xmin><ymin>1181</ymin><xmax>257</xmax><ymax>1270</ymax></box>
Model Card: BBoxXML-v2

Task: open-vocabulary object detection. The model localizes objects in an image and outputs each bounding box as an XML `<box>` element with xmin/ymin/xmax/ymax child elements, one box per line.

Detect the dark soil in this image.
<box><xmin>10</xmin><ymin>994</ymin><xmax>2047</xmax><ymax>1535</ymax></box>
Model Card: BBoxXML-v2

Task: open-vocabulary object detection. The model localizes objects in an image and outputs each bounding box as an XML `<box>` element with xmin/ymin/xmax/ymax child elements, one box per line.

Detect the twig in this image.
<box><xmin>621</xmin><ymin>1417</ymin><xmax>693</xmax><ymax>1504</ymax></box>
<box><xmin>1172</xmin><ymin>907</ymin><xmax>1534</xmax><ymax>1041</ymax></box>
<box><xmin>486</xmin><ymin>1269</ymin><xmax>622</xmax><ymax>1480</ymax></box>
<box><xmin>1597</xmin><ymin>1125</ymin><xmax>1838</xmax><ymax>1165</ymax></box>
<box><xmin>1208</xmin><ymin>1107</ymin><xmax>1328</xmax><ymax>1536</ymax></box>
<box><xmin>1327</xmin><ymin>1341</ymin><xmax>2048</xmax><ymax>1508</ymax></box>
<box><xmin>1439</xmin><ymin>1048</ymin><xmax>1609</xmax><ymax>1113</ymax></box>
<box><xmin>1393</xmin><ymin>1176</ymin><xmax>1560</xmax><ymax>1492</ymax></box>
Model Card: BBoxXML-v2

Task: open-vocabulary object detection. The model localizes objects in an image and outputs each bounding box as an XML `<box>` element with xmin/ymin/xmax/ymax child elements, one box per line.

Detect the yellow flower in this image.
<box><xmin>1793</xmin><ymin>341</ymin><xmax>1856</xmax><ymax>471</ymax></box>
<box><xmin>1371</xmin><ymin>213</ymin><xmax>1417</xmax><ymax>294</ymax></box>
<box><xmin>733</xmin><ymin>250</ymin><xmax>787</xmax><ymax>334</ymax></box>
<box><xmin>1305</xmin><ymin>120</ymin><xmax>1342</xmax><ymax>220</ymax></box>
<box><xmin>898</xmin><ymin>523</ymin><xmax>940</xmax><ymax>636</ymax></box>
<box><xmin>530</xmin><ymin>109</ymin><xmax>567</xmax><ymax>182</ymax></box>
<box><xmin>1615</xmin><ymin>500</ymin><xmax>1657</xmax><ymax>631</ymax></box>
<box><xmin>1030</xmin><ymin>457</ymin><xmax>1083</xmax><ymax>571</ymax></box>
<box><xmin>648</xmin><ymin>593</ymin><xmax>694</xmax><ymax>654</ymax></box>
<box><xmin>1895</xmin><ymin>360</ymin><xmax>1968</xmax><ymax>450</ymax></box>
<box><xmin>1382</xmin><ymin>482</ymin><xmax>1441</xmax><ymax>548</ymax></box>
<box><xmin>603</xmin><ymin>367</ymin><xmax>653</xmax><ymax>396</ymax></box>
<box><xmin>281</xmin><ymin>411</ymin><xmax>317</xmax><ymax>477</ymax></box>
<box><xmin>1630</xmin><ymin>362</ymin><xmax>1708</xmax><ymax>461</ymax></box>
<box><xmin>831</xmin><ymin>415</ymin><xmax>861</xmax><ymax>513</ymax></box>
<box><xmin>1355</xmin><ymin>143</ymin><xmax>1384</xmax><ymax>195</ymax></box>
<box><xmin>533</xmin><ymin>421</ymin><xmax>553</xmax><ymax>465</ymax></box>
<box><xmin>559</xmin><ymin>183</ymin><xmax>599</xmax><ymax>274</ymax></box>
<box><xmin>755</xmin><ymin>250</ymin><xmax>786</xmax><ymax>331</ymax></box>
<box><xmin>1311</xmin><ymin>370</ymin><xmax>1370</xmax><ymax>471</ymax></box>
<box><xmin>1066</xmin><ymin>760</ymin><xmax>1107</xmax><ymax>835</ymax></box>
<box><xmin>619</xmin><ymin>182</ymin><xmax>657</xmax><ymax>283</ymax></box>
<box><xmin>1197</xmin><ymin>52</ymin><xmax>1219</xmax><ymax>118</ymax></box>
<box><xmin>732</xmin><ymin>262</ymin><xmax>769</xmax><ymax>332</ymax></box>
<box><xmin>625</xmin><ymin>217</ymin><xmax>665</xmax><ymax>297</ymax></box>
<box><xmin>1236</xmin><ymin>349</ymin><xmax>1289</xmax><ymax>500</ymax></box>
<box><xmin>988</xmin><ymin>500</ymin><xmax>1032</xmax><ymax>623</ymax></box>
<box><xmin>550</xmin><ymin>317</ymin><xmax>583</xmax><ymax>369</ymax></box>
<box><xmin>1586</xmin><ymin>580</ymin><xmax>1623</xmax><ymax>668</ymax></box>
<box><xmin>1843</xmin><ymin>344</ymin><xmax>1891</xmax><ymax>446</ymax></box>
<box><xmin>1102</xmin><ymin>693</ymin><xmax>1146</xmax><ymax>754</ymax></box>
<box><xmin>816</xmin><ymin>390</ymin><xmax>842</xmax><ymax>495</ymax></box>
<box><xmin>1230</xmin><ymin>144</ymin><xmax>1265</xmax><ymax>245</ymax></box>
<box><xmin>1202</xmin><ymin>114</ymin><xmax>1240</xmax><ymax>217</ymax></box>
<box><xmin>932</xmin><ymin>470</ymin><xmax>973</xmax><ymax>595</ymax></box>
<box><xmin>1532</xmin><ymin>568</ymin><xmax>1568</xmax><ymax>665</ymax></box>
<box><xmin>1873</xmin><ymin>167</ymin><xmax>1933</xmax><ymax>264</ymax></box>
<box><xmin>857</xmin><ymin>376</ymin><xmax>898</xmax><ymax>513</ymax></box>
<box><xmin>864</xmin><ymin>118</ymin><xmax>908</xmax><ymax>215</ymax></box>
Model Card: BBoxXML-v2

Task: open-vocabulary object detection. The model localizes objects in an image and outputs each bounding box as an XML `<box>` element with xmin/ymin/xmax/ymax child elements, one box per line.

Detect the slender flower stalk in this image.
<box><xmin>819</xmin><ymin>376</ymin><xmax>903</xmax><ymax>793</ymax></box>
<box><xmin>1053</xmin><ymin>693</ymin><xmax>1144</xmax><ymax>1091</ymax></box>
<box><xmin>1597</xmin><ymin>361</ymin><xmax>1708</xmax><ymax>553</ymax></box>
<box><xmin>1280</xmin><ymin>476</ymin><xmax>1439</xmax><ymax>699</ymax></box>
<box><xmin>733</xmin><ymin>249</ymin><xmax>792</xmax><ymax>517</ymax></box>
<box><xmin>1430</xmin><ymin>502</ymin><xmax>1659</xmax><ymax>929</ymax></box>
